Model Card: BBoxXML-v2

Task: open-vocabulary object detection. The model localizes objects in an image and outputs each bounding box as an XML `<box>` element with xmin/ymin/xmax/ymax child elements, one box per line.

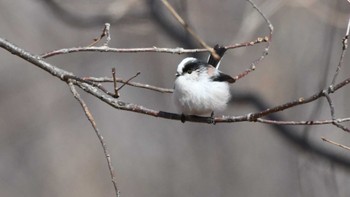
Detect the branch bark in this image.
<box><xmin>1</xmin><ymin>37</ymin><xmax>350</xmax><ymax>126</ymax></box>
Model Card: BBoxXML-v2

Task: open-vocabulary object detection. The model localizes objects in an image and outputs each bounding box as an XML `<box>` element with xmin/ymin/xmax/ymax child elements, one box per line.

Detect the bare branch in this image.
<box><xmin>232</xmin><ymin>0</ymin><xmax>273</xmax><ymax>81</ymax></box>
<box><xmin>225</xmin><ymin>36</ymin><xmax>269</xmax><ymax>50</ymax></box>
<box><xmin>65</xmin><ymin>75</ymin><xmax>116</xmax><ymax>97</ymax></box>
<box><xmin>333</xmin><ymin>123</ymin><xmax>350</xmax><ymax>132</ymax></box>
<box><xmin>115</xmin><ymin>72</ymin><xmax>141</xmax><ymax>92</ymax></box>
<box><xmin>83</xmin><ymin>76</ymin><xmax>173</xmax><ymax>93</ymax></box>
<box><xmin>322</xmin><ymin>137</ymin><xmax>350</xmax><ymax>151</ymax></box>
<box><xmin>256</xmin><ymin>117</ymin><xmax>350</xmax><ymax>125</ymax></box>
<box><xmin>322</xmin><ymin>17</ymin><xmax>350</xmax><ymax>132</ymax></box>
<box><xmin>250</xmin><ymin>90</ymin><xmax>324</xmax><ymax>120</ymax></box>
<box><xmin>324</xmin><ymin>92</ymin><xmax>335</xmax><ymax>120</ymax></box>
<box><xmin>324</xmin><ymin>91</ymin><xmax>350</xmax><ymax>132</ymax></box>
<box><xmin>112</xmin><ymin>68</ymin><xmax>120</xmax><ymax>98</ymax></box>
<box><xmin>1</xmin><ymin>37</ymin><xmax>350</xmax><ymax>125</ymax></box>
<box><xmin>330</xmin><ymin>17</ymin><xmax>350</xmax><ymax>86</ymax></box>
<box><xmin>0</xmin><ymin>38</ymin><xmax>73</xmax><ymax>80</ymax></box>
<box><xmin>68</xmin><ymin>81</ymin><xmax>120</xmax><ymax>197</ymax></box>
<box><xmin>40</xmin><ymin>46</ymin><xmax>207</xmax><ymax>58</ymax></box>
<box><xmin>40</xmin><ymin>39</ymin><xmax>268</xmax><ymax>59</ymax></box>
<box><xmin>160</xmin><ymin>0</ymin><xmax>219</xmax><ymax>59</ymax></box>
<box><xmin>88</xmin><ymin>23</ymin><xmax>111</xmax><ymax>47</ymax></box>
<box><xmin>75</xmin><ymin>78</ymin><xmax>350</xmax><ymax>125</ymax></box>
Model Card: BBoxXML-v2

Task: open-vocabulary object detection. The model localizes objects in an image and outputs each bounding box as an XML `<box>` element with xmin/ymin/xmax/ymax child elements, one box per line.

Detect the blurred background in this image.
<box><xmin>1</xmin><ymin>0</ymin><xmax>350</xmax><ymax>196</ymax></box>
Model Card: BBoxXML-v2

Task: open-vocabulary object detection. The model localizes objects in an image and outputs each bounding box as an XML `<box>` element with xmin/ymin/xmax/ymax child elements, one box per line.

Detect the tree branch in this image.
<box><xmin>160</xmin><ymin>0</ymin><xmax>220</xmax><ymax>59</ymax></box>
<box><xmin>322</xmin><ymin>137</ymin><xmax>350</xmax><ymax>151</ymax></box>
<box><xmin>40</xmin><ymin>39</ymin><xmax>268</xmax><ymax>59</ymax></box>
<box><xmin>1</xmin><ymin>37</ymin><xmax>350</xmax><ymax>126</ymax></box>
<box><xmin>68</xmin><ymin>82</ymin><xmax>120</xmax><ymax>197</ymax></box>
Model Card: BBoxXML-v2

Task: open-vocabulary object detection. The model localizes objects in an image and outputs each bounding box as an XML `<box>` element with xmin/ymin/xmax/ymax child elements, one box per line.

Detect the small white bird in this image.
<box><xmin>173</xmin><ymin>57</ymin><xmax>235</xmax><ymax>119</ymax></box>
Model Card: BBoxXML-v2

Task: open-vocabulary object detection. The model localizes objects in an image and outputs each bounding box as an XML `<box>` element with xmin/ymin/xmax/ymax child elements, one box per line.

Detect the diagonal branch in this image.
<box><xmin>68</xmin><ymin>81</ymin><xmax>120</xmax><ymax>197</ymax></box>
<box><xmin>324</xmin><ymin>92</ymin><xmax>350</xmax><ymax>132</ymax></box>
<box><xmin>115</xmin><ymin>72</ymin><xmax>141</xmax><ymax>92</ymax></box>
<box><xmin>160</xmin><ymin>0</ymin><xmax>219</xmax><ymax>59</ymax></box>
<box><xmin>232</xmin><ymin>0</ymin><xmax>273</xmax><ymax>81</ymax></box>
<box><xmin>330</xmin><ymin>17</ymin><xmax>350</xmax><ymax>86</ymax></box>
<box><xmin>324</xmin><ymin>17</ymin><xmax>350</xmax><ymax>132</ymax></box>
<box><xmin>322</xmin><ymin>137</ymin><xmax>350</xmax><ymax>151</ymax></box>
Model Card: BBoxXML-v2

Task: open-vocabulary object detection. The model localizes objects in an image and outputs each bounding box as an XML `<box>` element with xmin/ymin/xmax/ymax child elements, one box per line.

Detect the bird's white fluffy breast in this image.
<box><xmin>173</xmin><ymin>76</ymin><xmax>231</xmax><ymax>115</ymax></box>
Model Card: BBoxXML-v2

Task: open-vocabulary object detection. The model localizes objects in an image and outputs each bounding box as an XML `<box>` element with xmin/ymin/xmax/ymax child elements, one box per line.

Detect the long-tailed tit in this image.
<box><xmin>173</xmin><ymin>56</ymin><xmax>234</xmax><ymax>119</ymax></box>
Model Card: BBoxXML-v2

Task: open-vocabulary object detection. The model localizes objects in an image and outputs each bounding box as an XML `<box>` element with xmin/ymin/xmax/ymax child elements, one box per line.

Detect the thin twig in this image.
<box><xmin>232</xmin><ymin>0</ymin><xmax>273</xmax><ymax>82</ymax></box>
<box><xmin>116</xmin><ymin>72</ymin><xmax>141</xmax><ymax>92</ymax></box>
<box><xmin>112</xmin><ymin>68</ymin><xmax>119</xmax><ymax>98</ymax></box>
<box><xmin>332</xmin><ymin>123</ymin><xmax>350</xmax><ymax>132</ymax></box>
<box><xmin>88</xmin><ymin>23</ymin><xmax>111</xmax><ymax>47</ymax></box>
<box><xmin>324</xmin><ymin>18</ymin><xmax>350</xmax><ymax>132</ymax></box>
<box><xmin>40</xmin><ymin>39</ymin><xmax>267</xmax><ymax>59</ymax></box>
<box><xmin>68</xmin><ymin>82</ymin><xmax>120</xmax><ymax>197</ymax></box>
<box><xmin>324</xmin><ymin>91</ymin><xmax>335</xmax><ymax>119</ymax></box>
<box><xmin>40</xmin><ymin>46</ymin><xmax>206</xmax><ymax>58</ymax></box>
<box><xmin>64</xmin><ymin>75</ymin><xmax>116</xmax><ymax>97</ymax></box>
<box><xmin>256</xmin><ymin>117</ymin><xmax>350</xmax><ymax>125</ymax></box>
<box><xmin>323</xmin><ymin>91</ymin><xmax>350</xmax><ymax>132</ymax></box>
<box><xmin>83</xmin><ymin>76</ymin><xmax>173</xmax><ymax>93</ymax></box>
<box><xmin>225</xmin><ymin>36</ymin><xmax>269</xmax><ymax>50</ymax></box>
<box><xmin>160</xmin><ymin>0</ymin><xmax>219</xmax><ymax>60</ymax></box>
<box><xmin>330</xmin><ymin>17</ymin><xmax>350</xmax><ymax>87</ymax></box>
<box><xmin>322</xmin><ymin>137</ymin><xmax>350</xmax><ymax>151</ymax></box>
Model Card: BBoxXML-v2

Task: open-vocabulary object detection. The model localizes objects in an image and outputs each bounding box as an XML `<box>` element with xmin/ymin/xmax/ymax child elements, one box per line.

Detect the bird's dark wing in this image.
<box><xmin>207</xmin><ymin>44</ymin><xmax>227</xmax><ymax>68</ymax></box>
<box><xmin>211</xmin><ymin>72</ymin><xmax>235</xmax><ymax>83</ymax></box>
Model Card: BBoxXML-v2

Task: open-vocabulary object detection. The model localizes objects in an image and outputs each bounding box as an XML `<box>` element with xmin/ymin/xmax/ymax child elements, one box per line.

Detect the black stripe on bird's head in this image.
<box><xmin>176</xmin><ymin>57</ymin><xmax>205</xmax><ymax>76</ymax></box>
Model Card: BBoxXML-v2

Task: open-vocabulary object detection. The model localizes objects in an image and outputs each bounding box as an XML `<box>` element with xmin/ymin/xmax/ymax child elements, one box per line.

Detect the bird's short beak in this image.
<box><xmin>175</xmin><ymin>72</ymin><xmax>180</xmax><ymax>77</ymax></box>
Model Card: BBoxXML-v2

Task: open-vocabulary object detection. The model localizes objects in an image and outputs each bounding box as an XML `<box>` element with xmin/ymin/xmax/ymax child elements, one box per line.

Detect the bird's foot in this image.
<box><xmin>181</xmin><ymin>114</ymin><xmax>186</xmax><ymax>123</ymax></box>
<box><xmin>208</xmin><ymin>112</ymin><xmax>216</xmax><ymax>125</ymax></box>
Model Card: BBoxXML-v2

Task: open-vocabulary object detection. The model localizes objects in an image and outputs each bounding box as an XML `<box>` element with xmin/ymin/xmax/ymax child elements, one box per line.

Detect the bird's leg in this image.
<box><xmin>208</xmin><ymin>111</ymin><xmax>216</xmax><ymax>125</ymax></box>
<box><xmin>181</xmin><ymin>113</ymin><xmax>186</xmax><ymax>123</ymax></box>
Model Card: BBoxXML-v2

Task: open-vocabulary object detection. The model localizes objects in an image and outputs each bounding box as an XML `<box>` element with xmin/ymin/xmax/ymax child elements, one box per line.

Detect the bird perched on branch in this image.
<box><xmin>173</xmin><ymin>45</ymin><xmax>234</xmax><ymax>122</ymax></box>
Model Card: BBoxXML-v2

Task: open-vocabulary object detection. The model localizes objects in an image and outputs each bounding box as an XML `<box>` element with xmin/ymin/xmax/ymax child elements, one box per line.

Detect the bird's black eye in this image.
<box><xmin>182</xmin><ymin>61</ymin><xmax>201</xmax><ymax>75</ymax></box>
